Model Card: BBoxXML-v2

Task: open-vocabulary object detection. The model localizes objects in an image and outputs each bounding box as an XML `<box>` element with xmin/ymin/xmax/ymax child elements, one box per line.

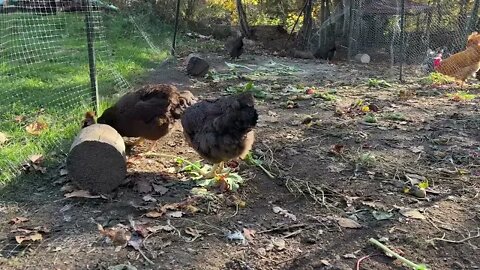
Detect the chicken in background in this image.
<box><xmin>97</xmin><ymin>84</ymin><xmax>196</xmax><ymax>153</ymax></box>
<box><xmin>81</xmin><ymin>111</ymin><xmax>96</xmax><ymax>128</ymax></box>
<box><xmin>225</xmin><ymin>31</ymin><xmax>244</xmax><ymax>59</ymax></box>
<box><xmin>435</xmin><ymin>33</ymin><xmax>480</xmax><ymax>87</ymax></box>
<box><xmin>465</xmin><ymin>31</ymin><xmax>480</xmax><ymax>81</ymax></box>
<box><xmin>421</xmin><ymin>47</ymin><xmax>445</xmax><ymax>73</ymax></box>
<box><xmin>181</xmin><ymin>92</ymin><xmax>258</xmax><ymax>179</ymax></box>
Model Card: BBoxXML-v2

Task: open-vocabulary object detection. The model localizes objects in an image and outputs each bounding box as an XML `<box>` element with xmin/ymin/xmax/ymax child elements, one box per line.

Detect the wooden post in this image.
<box><xmin>84</xmin><ymin>0</ymin><xmax>99</xmax><ymax>114</ymax></box>
<box><xmin>399</xmin><ymin>0</ymin><xmax>406</xmax><ymax>82</ymax></box>
<box><xmin>171</xmin><ymin>0</ymin><xmax>181</xmax><ymax>56</ymax></box>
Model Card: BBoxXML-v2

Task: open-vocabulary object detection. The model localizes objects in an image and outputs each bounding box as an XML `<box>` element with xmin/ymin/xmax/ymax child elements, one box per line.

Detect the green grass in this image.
<box><xmin>0</xmin><ymin>11</ymin><xmax>173</xmax><ymax>183</ymax></box>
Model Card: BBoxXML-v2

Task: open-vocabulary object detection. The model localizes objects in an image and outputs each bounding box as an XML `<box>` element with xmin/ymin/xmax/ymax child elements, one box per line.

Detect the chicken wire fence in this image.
<box><xmin>347</xmin><ymin>0</ymin><xmax>479</xmax><ymax>77</ymax></box>
<box><xmin>0</xmin><ymin>0</ymin><xmax>164</xmax><ymax>182</ymax></box>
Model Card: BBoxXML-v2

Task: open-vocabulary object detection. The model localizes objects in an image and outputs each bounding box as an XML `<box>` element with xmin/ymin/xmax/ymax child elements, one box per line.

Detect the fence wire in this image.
<box><xmin>0</xmin><ymin>0</ymin><xmax>165</xmax><ymax>182</ymax></box>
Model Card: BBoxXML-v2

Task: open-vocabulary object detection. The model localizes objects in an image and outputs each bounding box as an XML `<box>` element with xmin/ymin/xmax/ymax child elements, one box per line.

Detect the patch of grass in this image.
<box><xmin>421</xmin><ymin>72</ymin><xmax>455</xmax><ymax>85</ymax></box>
<box><xmin>383</xmin><ymin>112</ymin><xmax>407</xmax><ymax>121</ymax></box>
<box><xmin>447</xmin><ymin>91</ymin><xmax>477</xmax><ymax>102</ymax></box>
<box><xmin>0</xmin><ymin>12</ymin><xmax>173</xmax><ymax>182</ymax></box>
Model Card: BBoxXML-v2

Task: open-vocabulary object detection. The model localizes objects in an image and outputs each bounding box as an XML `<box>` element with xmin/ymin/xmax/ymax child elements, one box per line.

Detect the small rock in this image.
<box><xmin>186</xmin><ymin>56</ymin><xmax>210</xmax><ymax>77</ymax></box>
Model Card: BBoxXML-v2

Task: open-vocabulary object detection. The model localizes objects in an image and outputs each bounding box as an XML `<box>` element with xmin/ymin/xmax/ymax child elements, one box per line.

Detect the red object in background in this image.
<box><xmin>433</xmin><ymin>53</ymin><xmax>443</xmax><ymax>69</ymax></box>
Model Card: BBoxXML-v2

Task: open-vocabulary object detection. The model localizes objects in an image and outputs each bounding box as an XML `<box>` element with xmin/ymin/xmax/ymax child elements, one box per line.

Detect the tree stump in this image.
<box><xmin>67</xmin><ymin>124</ymin><xmax>126</xmax><ymax>194</ymax></box>
<box><xmin>186</xmin><ymin>55</ymin><xmax>210</xmax><ymax>77</ymax></box>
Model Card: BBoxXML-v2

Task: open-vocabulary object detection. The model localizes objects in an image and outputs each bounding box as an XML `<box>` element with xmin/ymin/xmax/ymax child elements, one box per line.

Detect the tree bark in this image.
<box><xmin>236</xmin><ymin>0</ymin><xmax>251</xmax><ymax>38</ymax></box>
<box><xmin>297</xmin><ymin>0</ymin><xmax>313</xmax><ymax>49</ymax></box>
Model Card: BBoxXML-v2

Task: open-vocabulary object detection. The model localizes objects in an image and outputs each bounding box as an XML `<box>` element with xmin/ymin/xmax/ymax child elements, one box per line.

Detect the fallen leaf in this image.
<box><xmin>98</xmin><ymin>224</ymin><xmax>131</xmax><ymax>246</ymax></box>
<box><xmin>135</xmin><ymin>180</ymin><xmax>152</xmax><ymax>193</ymax></box>
<box><xmin>61</xmin><ymin>183</ymin><xmax>76</xmax><ymax>193</ymax></box>
<box><xmin>142</xmin><ymin>194</ymin><xmax>157</xmax><ymax>202</ymax></box>
<box><xmin>127</xmin><ymin>235</ymin><xmax>143</xmax><ymax>251</ymax></box>
<box><xmin>409</xmin><ymin>146</ymin><xmax>424</xmax><ymax>153</ymax></box>
<box><xmin>0</xmin><ymin>132</ymin><xmax>8</xmax><ymax>145</ymax></box>
<box><xmin>399</xmin><ymin>208</ymin><xmax>426</xmax><ymax>220</ymax></box>
<box><xmin>405</xmin><ymin>173</ymin><xmax>426</xmax><ymax>185</ymax></box>
<box><xmin>15</xmin><ymin>232</ymin><xmax>43</xmax><ymax>244</ymax></box>
<box><xmin>14</xmin><ymin>115</ymin><xmax>25</xmax><ymax>123</ymax></box>
<box><xmin>337</xmin><ymin>218</ymin><xmax>362</xmax><ymax>229</ymax></box>
<box><xmin>147</xmin><ymin>225</ymin><xmax>174</xmax><ymax>233</ymax></box>
<box><xmin>26</xmin><ymin>120</ymin><xmax>48</xmax><ymax>135</ymax></box>
<box><xmin>167</xmin><ymin>211</ymin><xmax>183</xmax><ymax>218</ymax></box>
<box><xmin>343</xmin><ymin>253</ymin><xmax>357</xmax><ymax>259</ymax></box>
<box><xmin>28</xmin><ymin>154</ymin><xmax>44</xmax><ymax>164</ymax></box>
<box><xmin>271</xmin><ymin>238</ymin><xmax>286</xmax><ymax>250</ymax></box>
<box><xmin>64</xmin><ymin>190</ymin><xmax>102</xmax><ymax>199</ymax></box>
<box><xmin>330</xmin><ymin>144</ymin><xmax>345</xmax><ymax>155</ymax></box>
<box><xmin>9</xmin><ymin>217</ymin><xmax>29</xmax><ymax>225</ymax></box>
<box><xmin>145</xmin><ymin>211</ymin><xmax>163</xmax><ymax>218</ymax></box>
<box><xmin>108</xmin><ymin>264</ymin><xmax>138</xmax><ymax>270</ymax></box>
<box><xmin>184</xmin><ymin>204</ymin><xmax>200</xmax><ymax>214</ymax></box>
<box><xmin>32</xmin><ymin>164</ymin><xmax>47</xmax><ymax>174</ymax></box>
<box><xmin>372</xmin><ymin>211</ymin><xmax>394</xmax><ymax>221</ymax></box>
<box><xmin>243</xmin><ymin>228</ymin><xmax>256</xmax><ymax>242</ymax></box>
<box><xmin>59</xmin><ymin>168</ymin><xmax>68</xmax><ymax>176</ymax></box>
<box><xmin>152</xmin><ymin>184</ymin><xmax>169</xmax><ymax>195</ymax></box>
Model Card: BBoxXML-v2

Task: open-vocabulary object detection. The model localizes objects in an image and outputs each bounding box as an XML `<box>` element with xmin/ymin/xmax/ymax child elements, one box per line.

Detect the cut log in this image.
<box><xmin>67</xmin><ymin>124</ymin><xmax>126</xmax><ymax>194</ymax></box>
<box><xmin>354</xmin><ymin>53</ymin><xmax>371</xmax><ymax>64</ymax></box>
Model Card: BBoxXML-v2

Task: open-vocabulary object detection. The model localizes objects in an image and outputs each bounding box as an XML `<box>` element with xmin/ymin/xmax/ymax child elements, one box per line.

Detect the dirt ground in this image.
<box><xmin>0</xmin><ymin>50</ymin><xmax>479</xmax><ymax>270</ymax></box>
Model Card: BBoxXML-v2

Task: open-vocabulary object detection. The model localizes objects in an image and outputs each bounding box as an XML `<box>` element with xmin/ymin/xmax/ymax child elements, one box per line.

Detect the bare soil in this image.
<box><xmin>0</xmin><ymin>50</ymin><xmax>479</xmax><ymax>270</ymax></box>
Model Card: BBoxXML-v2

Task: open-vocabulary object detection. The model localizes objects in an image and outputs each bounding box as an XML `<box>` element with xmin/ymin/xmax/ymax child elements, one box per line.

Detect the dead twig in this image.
<box><xmin>257</xmin><ymin>223</ymin><xmax>309</xmax><ymax>234</ymax></box>
<box><xmin>428</xmin><ymin>228</ymin><xmax>480</xmax><ymax>244</ymax></box>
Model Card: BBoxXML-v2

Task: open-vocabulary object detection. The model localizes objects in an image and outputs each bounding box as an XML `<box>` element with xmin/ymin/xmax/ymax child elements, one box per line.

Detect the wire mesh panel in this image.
<box><xmin>346</xmin><ymin>0</ymin><xmax>479</xmax><ymax>78</ymax></box>
<box><xmin>0</xmin><ymin>0</ymin><xmax>131</xmax><ymax>182</ymax></box>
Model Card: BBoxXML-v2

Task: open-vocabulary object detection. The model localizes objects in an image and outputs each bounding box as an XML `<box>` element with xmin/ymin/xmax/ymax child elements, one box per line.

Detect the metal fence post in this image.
<box><xmin>171</xmin><ymin>0</ymin><xmax>181</xmax><ymax>56</ymax></box>
<box><xmin>85</xmin><ymin>0</ymin><xmax>99</xmax><ymax>114</ymax></box>
<box><xmin>399</xmin><ymin>0</ymin><xmax>406</xmax><ymax>82</ymax></box>
<box><xmin>347</xmin><ymin>0</ymin><xmax>354</xmax><ymax>61</ymax></box>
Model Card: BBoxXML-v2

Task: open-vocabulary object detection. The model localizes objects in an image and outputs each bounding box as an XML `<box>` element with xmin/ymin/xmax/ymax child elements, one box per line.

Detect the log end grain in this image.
<box><xmin>67</xmin><ymin>124</ymin><xmax>126</xmax><ymax>194</ymax></box>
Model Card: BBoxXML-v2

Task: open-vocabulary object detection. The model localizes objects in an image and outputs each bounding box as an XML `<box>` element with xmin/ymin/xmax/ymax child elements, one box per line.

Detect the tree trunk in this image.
<box><xmin>236</xmin><ymin>0</ymin><xmax>251</xmax><ymax>38</ymax></box>
<box><xmin>297</xmin><ymin>0</ymin><xmax>313</xmax><ymax>49</ymax></box>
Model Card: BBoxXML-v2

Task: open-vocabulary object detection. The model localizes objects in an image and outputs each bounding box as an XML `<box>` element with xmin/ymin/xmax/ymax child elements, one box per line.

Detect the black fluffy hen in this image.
<box><xmin>181</xmin><ymin>92</ymin><xmax>258</xmax><ymax>178</ymax></box>
<box><xmin>226</xmin><ymin>35</ymin><xmax>244</xmax><ymax>59</ymax></box>
<box><xmin>98</xmin><ymin>84</ymin><xmax>196</xmax><ymax>152</ymax></box>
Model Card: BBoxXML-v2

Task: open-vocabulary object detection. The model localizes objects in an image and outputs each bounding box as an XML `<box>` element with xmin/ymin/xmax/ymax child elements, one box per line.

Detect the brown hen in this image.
<box><xmin>98</xmin><ymin>84</ymin><xmax>196</xmax><ymax>152</ymax></box>
<box><xmin>436</xmin><ymin>33</ymin><xmax>480</xmax><ymax>87</ymax></box>
<box><xmin>181</xmin><ymin>92</ymin><xmax>258</xmax><ymax>178</ymax></box>
<box><xmin>466</xmin><ymin>32</ymin><xmax>480</xmax><ymax>81</ymax></box>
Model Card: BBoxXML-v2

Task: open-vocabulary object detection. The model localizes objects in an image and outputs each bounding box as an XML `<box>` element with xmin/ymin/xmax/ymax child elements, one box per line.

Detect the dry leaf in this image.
<box><xmin>26</xmin><ymin>120</ymin><xmax>48</xmax><ymax>135</ymax></box>
<box><xmin>9</xmin><ymin>217</ymin><xmax>29</xmax><ymax>225</ymax></box>
<box><xmin>184</xmin><ymin>204</ymin><xmax>200</xmax><ymax>214</ymax></box>
<box><xmin>145</xmin><ymin>211</ymin><xmax>163</xmax><ymax>218</ymax></box>
<box><xmin>0</xmin><ymin>132</ymin><xmax>8</xmax><ymax>146</ymax></box>
<box><xmin>167</xmin><ymin>211</ymin><xmax>183</xmax><ymax>218</ymax></box>
<box><xmin>14</xmin><ymin>115</ymin><xmax>25</xmax><ymax>123</ymax></box>
<box><xmin>98</xmin><ymin>224</ymin><xmax>131</xmax><ymax>246</ymax></box>
<box><xmin>271</xmin><ymin>238</ymin><xmax>286</xmax><ymax>250</ymax></box>
<box><xmin>399</xmin><ymin>208</ymin><xmax>426</xmax><ymax>220</ymax></box>
<box><xmin>152</xmin><ymin>184</ymin><xmax>169</xmax><ymax>195</ymax></box>
<box><xmin>142</xmin><ymin>194</ymin><xmax>157</xmax><ymax>202</ymax></box>
<box><xmin>135</xmin><ymin>180</ymin><xmax>152</xmax><ymax>193</ymax></box>
<box><xmin>59</xmin><ymin>168</ymin><xmax>68</xmax><ymax>176</ymax></box>
<box><xmin>409</xmin><ymin>146</ymin><xmax>424</xmax><ymax>153</ymax></box>
<box><xmin>243</xmin><ymin>228</ymin><xmax>256</xmax><ymax>242</ymax></box>
<box><xmin>32</xmin><ymin>164</ymin><xmax>47</xmax><ymax>174</ymax></box>
<box><xmin>147</xmin><ymin>225</ymin><xmax>174</xmax><ymax>233</ymax></box>
<box><xmin>337</xmin><ymin>218</ymin><xmax>362</xmax><ymax>229</ymax></box>
<box><xmin>29</xmin><ymin>154</ymin><xmax>44</xmax><ymax>164</ymax></box>
<box><xmin>15</xmin><ymin>232</ymin><xmax>43</xmax><ymax>244</ymax></box>
<box><xmin>64</xmin><ymin>190</ymin><xmax>102</xmax><ymax>199</ymax></box>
